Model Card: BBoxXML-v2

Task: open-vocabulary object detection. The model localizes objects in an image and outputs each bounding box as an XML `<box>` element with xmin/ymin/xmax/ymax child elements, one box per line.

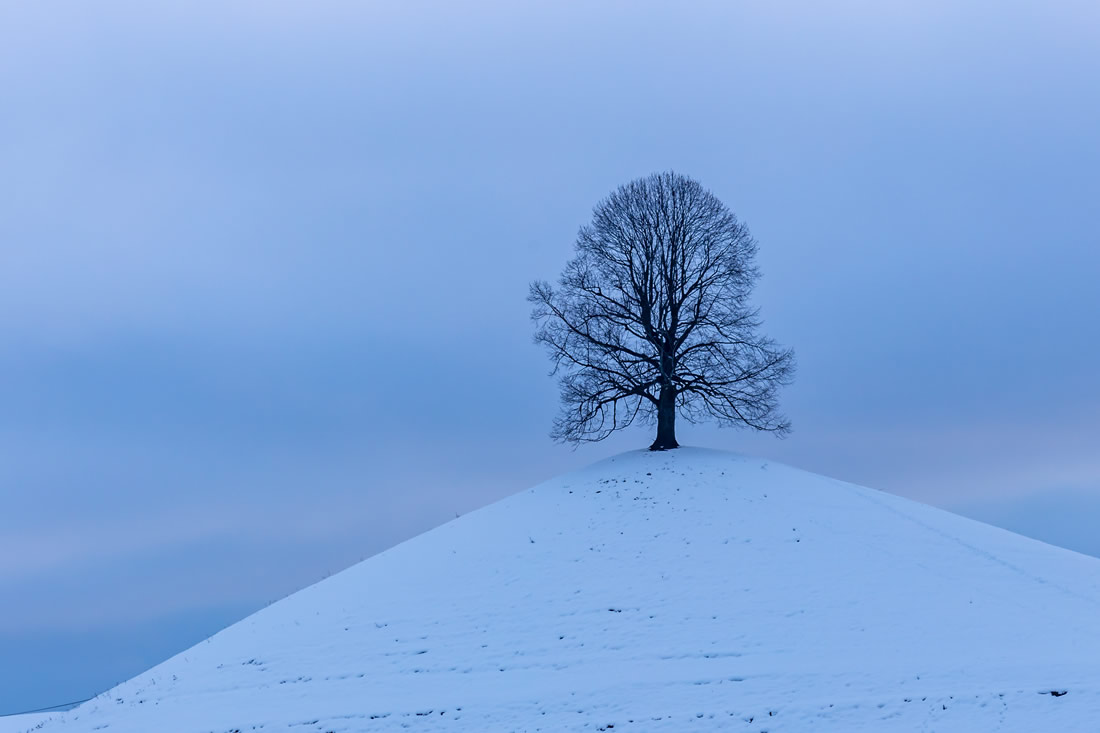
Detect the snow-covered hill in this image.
<box><xmin>28</xmin><ymin>449</ymin><xmax>1100</xmax><ymax>731</ymax></box>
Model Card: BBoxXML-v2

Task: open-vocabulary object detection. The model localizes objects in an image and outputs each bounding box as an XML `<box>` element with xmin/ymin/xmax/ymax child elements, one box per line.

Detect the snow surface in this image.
<box><xmin>32</xmin><ymin>448</ymin><xmax>1100</xmax><ymax>731</ymax></box>
<box><xmin>0</xmin><ymin>714</ymin><xmax>53</xmax><ymax>733</ymax></box>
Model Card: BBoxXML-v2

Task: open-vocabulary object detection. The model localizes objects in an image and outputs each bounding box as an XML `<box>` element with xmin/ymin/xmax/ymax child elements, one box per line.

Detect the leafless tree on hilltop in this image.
<box><xmin>530</xmin><ymin>171</ymin><xmax>794</xmax><ymax>450</ymax></box>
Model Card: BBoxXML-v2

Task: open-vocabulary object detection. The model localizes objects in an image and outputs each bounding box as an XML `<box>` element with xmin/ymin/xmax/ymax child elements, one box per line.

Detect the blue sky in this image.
<box><xmin>2</xmin><ymin>0</ymin><xmax>1099</xmax><ymax>714</ymax></box>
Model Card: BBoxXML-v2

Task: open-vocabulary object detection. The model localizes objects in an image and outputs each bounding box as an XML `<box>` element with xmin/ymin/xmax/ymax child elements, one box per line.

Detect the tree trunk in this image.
<box><xmin>650</xmin><ymin>384</ymin><xmax>679</xmax><ymax>450</ymax></box>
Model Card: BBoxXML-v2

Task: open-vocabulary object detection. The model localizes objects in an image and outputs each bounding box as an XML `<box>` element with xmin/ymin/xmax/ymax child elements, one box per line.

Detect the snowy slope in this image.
<box><xmin>0</xmin><ymin>714</ymin><xmax>53</xmax><ymax>733</ymax></box>
<box><xmin>33</xmin><ymin>449</ymin><xmax>1100</xmax><ymax>731</ymax></box>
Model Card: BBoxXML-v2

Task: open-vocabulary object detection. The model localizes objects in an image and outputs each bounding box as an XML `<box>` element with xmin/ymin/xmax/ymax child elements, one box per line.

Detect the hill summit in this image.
<box><xmin>29</xmin><ymin>448</ymin><xmax>1100</xmax><ymax>731</ymax></box>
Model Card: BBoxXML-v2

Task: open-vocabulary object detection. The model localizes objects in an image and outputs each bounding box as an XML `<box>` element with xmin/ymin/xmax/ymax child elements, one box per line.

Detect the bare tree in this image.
<box><xmin>529</xmin><ymin>172</ymin><xmax>794</xmax><ymax>450</ymax></box>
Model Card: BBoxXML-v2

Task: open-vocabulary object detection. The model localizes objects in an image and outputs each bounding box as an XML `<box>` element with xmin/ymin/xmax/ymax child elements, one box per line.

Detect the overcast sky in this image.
<box><xmin>2</xmin><ymin>0</ymin><xmax>1099</xmax><ymax>715</ymax></box>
